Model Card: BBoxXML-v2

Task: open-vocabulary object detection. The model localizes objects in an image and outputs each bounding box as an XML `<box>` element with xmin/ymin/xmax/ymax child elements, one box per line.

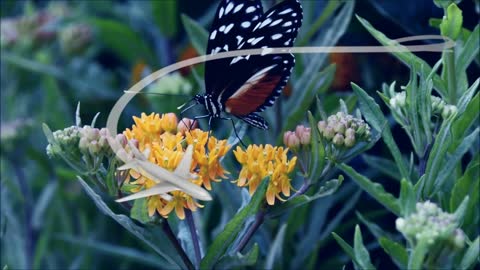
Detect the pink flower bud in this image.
<box><xmin>177</xmin><ymin>118</ymin><xmax>197</xmax><ymax>134</ymax></box>
<box><xmin>283</xmin><ymin>131</ymin><xmax>300</xmax><ymax>148</ymax></box>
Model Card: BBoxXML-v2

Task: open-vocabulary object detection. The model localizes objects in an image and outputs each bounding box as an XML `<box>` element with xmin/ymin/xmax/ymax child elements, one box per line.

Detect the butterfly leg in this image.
<box><xmin>219</xmin><ymin>116</ymin><xmax>247</xmax><ymax>148</ymax></box>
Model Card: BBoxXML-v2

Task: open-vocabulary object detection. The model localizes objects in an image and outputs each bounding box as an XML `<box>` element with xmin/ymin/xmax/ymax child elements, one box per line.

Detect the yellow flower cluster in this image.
<box><xmin>123</xmin><ymin>113</ymin><xmax>230</xmax><ymax>219</ymax></box>
<box><xmin>233</xmin><ymin>145</ymin><xmax>297</xmax><ymax>205</ymax></box>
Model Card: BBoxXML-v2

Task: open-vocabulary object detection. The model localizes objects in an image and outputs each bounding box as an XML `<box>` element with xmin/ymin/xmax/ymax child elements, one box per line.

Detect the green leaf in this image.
<box><xmin>216</xmin><ymin>244</ymin><xmax>259</xmax><ymax>269</ymax></box>
<box><xmin>440</xmin><ymin>3</ymin><xmax>463</xmax><ymax>40</ymax></box>
<box><xmin>283</xmin><ymin>64</ymin><xmax>335</xmax><ymax>133</ymax></box>
<box><xmin>450</xmin><ymin>156</ymin><xmax>479</xmax><ymax>219</ymax></box>
<box><xmin>181</xmin><ymin>14</ymin><xmax>208</xmax><ymax>55</ymax></box>
<box><xmin>354</xmin><ymin>225</ymin><xmax>376</xmax><ymax>270</ymax></box>
<box><xmin>58</xmin><ymin>235</ymin><xmax>165</xmax><ymax>268</ymax></box>
<box><xmin>200</xmin><ymin>179</ymin><xmax>269</xmax><ymax>269</ymax></box>
<box><xmin>452</xmin><ymin>196</ymin><xmax>469</xmax><ymax>224</ymax></box>
<box><xmin>265</xmin><ymin>224</ymin><xmax>287</xmax><ymax>269</ymax></box>
<box><xmin>460</xmin><ymin>237</ymin><xmax>480</xmax><ymax>269</ymax></box>
<box><xmin>362</xmin><ymin>154</ymin><xmax>401</xmax><ymax>181</ymax></box>
<box><xmin>90</xmin><ymin>19</ymin><xmax>154</xmax><ymax>65</ymax></box>
<box><xmin>267</xmin><ymin>177</ymin><xmax>343</xmax><ymax>218</ymax></box>
<box><xmin>423</xmin><ymin>116</ymin><xmax>455</xmax><ymax>196</ymax></box>
<box><xmin>408</xmin><ymin>239</ymin><xmax>430</xmax><ymax>270</ymax></box>
<box><xmin>77</xmin><ymin>177</ymin><xmax>183</xmax><ymax>269</ymax></box>
<box><xmin>356</xmin><ymin>212</ymin><xmax>388</xmax><ymax>239</ymax></box>
<box><xmin>32</xmin><ymin>181</ymin><xmax>57</xmax><ymax>229</ymax></box>
<box><xmin>307</xmin><ymin>111</ymin><xmax>326</xmax><ymax>182</ymax></box>
<box><xmin>332</xmin><ymin>232</ymin><xmax>360</xmax><ymax>267</ymax></box>
<box><xmin>338</xmin><ymin>163</ymin><xmax>401</xmax><ymax>215</ymax></box>
<box><xmin>152</xmin><ymin>1</ymin><xmax>178</xmax><ymax>37</ymax></box>
<box><xmin>356</xmin><ymin>15</ymin><xmax>447</xmax><ymax>96</ymax></box>
<box><xmin>399</xmin><ymin>179</ymin><xmax>416</xmax><ymax>217</ymax></box>
<box><xmin>378</xmin><ymin>237</ymin><xmax>408</xmax><ymax>268</ymax></box>
<box><xmin>351</xmin><ymin>83</ymin><xmax>410</xmax><ymax>181</ymax></box>
<box><xmin>130</xmin><ymin>198</ymin><xmax>150</xmax><ymax>224</ymax></box>
<box><xmin>456</xmin><ymin>78</ymin><xmax>479</xmax><ymax>115</ymax></box>
<box><xmin>431</xmin><ymin>128</ymin><xmax>479</xmax><ymax>195</ymax></box>
<box><xmin>456</xmin><ymin>25</ymin><xmax>479</xmax><ymax>76</ymax></box>
<box><xmin>451</xmin><ymin>92</ymin><xmax>479</xmax><ymax>149</ymax></box>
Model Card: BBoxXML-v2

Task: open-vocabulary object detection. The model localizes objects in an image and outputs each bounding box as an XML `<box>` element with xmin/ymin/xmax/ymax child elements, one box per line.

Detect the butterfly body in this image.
<box><xmin>192</xmin><ymin>0</ymin><xmax>303</xmax><ymax>130</ymax></box>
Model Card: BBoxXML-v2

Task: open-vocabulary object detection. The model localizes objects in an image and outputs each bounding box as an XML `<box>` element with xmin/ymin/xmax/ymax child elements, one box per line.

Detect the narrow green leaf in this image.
<box><xmin>407</xmin><ymin>239</ymin><xmax>430</xmax><ymax>270</ymax></box>
<box><xmin>215</xmin><ymin>244</ymin><xmax>259</xmax><ymax>269</ymax></box>
<box><xmin>451</xmin><ymin>92</ymin><xmax>479</xmax><ymax>149</ymax></box>
<box><xmin>351</xmin><ymin>83</ymin><xmax>410</xmax><ymax>181</ymax></box>
<box><xmin>332</xmin><ymin>232</ymin><xmax>360</xmax><ymax>267</ymax></box>
<box><xmin>354</xmin><ymin>225</ymin><xmax>376</xmax><ymax>270</ymax></box>
<box><xmin>32</xmin><ymin>181</ymin><xmax>58</xmax><ymax>229</ymax></box>
<box><xmin>356</xmin><ymin>15</ymin><xmax>447</xmax><ymax>96</ymax></box>
<box><xmin>200</xmin><ymin>179</ymin><xmax>269</xmax><ymax>269</ymax></box>
<box><xmin>152</xmin><ymin>1</ymin><xmax>178</xmax><ymax>37</ymax></box>
<box><xmin>399</xmin><ymin>179</ymin><xmax>416</xmax><ymax>217</ymax></box>
<box><xmin>450</xmin><ymin>156</ymin><xmax>479</xmax><ymax>211</ymax></box>
<box><xmin>457</xmin><ymin>79</ymin><xmax>479</xmax><ymax>114</ymax></box>
<box><xmin>440</xmin><ymin>3</ymin><xmax>463</xmax><ymax>40</ymax></box>
<box><xmin>307</xmin><ymin>110</ymin><xmax>326</xmax><ymax>182</ymax></box>
<box><xmin>456</xmin><ymin>25</ymin><xmax>479</xmax><ymax>75</ymax></box>
<box><xmin>362</xmin><ymin>155</ymin><xmax>401</xmax><ymax>181</ymax></box>
<box><xmin>77</xmin><ymin>177</ymin><xmax>182</xmax><ymax>269</ymax></box>
<box><xmin>452</xmin><ymin>196</ymin><xmax>469</xmax><ymax>224</ymax></box>
<box><xmin>181</xmin><ymin>14</ymin><xmax>208</xmax><ymax>55</ymax></box>
<box><xmin>267</xmin><ymin>177</ymin><xmax>343</xmax><ymax>218</ymax></box>
<box><xmin>431</xmin><ymin>128</ymin><xmax>479</xmax><ymax>195</ymax></box>
<box><xmin>338</xmin><ymin>163</ymin><xmax>401</xmax><ymax>215</ymax></box>
<box><xmin>378</xmin><ymin>237</ymin><xmax>408</xmax><ymax>268</ymax></box>
<box><xmin>356</xmin><ymin>212</ymin><xmax>388</xmax><ymax>239</ymax></box>
<box><xmin>460</xmin><ymin>237</ymin><xmax>480</xmax><ymax>269</ymax></box>
<box><xmin>423</xmin><ymin>116</ymin><xmax>455</xmax><ymax>195</ymax></box>
<box><xmin>265</xmin><ymin>224</ymin><xmax>287</xmax><ymax>269</ymax></box>
<box><xmin>90</xmin><ymin>19</ymin><xmax>154</xmax><ymax>64</ymax></box>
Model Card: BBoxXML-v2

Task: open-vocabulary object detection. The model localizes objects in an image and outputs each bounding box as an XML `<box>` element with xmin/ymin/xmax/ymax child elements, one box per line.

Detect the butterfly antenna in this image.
<box><xmin>124</xmin><ymin>90</ymin><xmax>190</xmax><ymax>98</ymax></box>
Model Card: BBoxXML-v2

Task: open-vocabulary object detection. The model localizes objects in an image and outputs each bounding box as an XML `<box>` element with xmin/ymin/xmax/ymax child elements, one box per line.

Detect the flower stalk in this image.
<box><xmin>185</xmin><ymin>209</ymin><xmax>202</xmax><ymax>269</ymax></box>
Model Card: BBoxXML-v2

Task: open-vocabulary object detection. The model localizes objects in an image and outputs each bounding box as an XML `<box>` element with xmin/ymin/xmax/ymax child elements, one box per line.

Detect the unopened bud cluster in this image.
<box><xmin>59</xmin><ymin>24</ymin><xmax>92</xmax><ymax>55</ymax></box>
<box><xmin>78</xmin><ymin>126</ymin><xmax>111</xmax><ymax>156</ymax></box>
<box><xmin>390</xmin><ymin>92</ymin><xmax>457</xmax><ymax>119</ymax></box>
<box><xmin>317</xmin><ymin>112</ymin><xmax>371</xmax><ymax>148</ymax></box>
<box><xmin>283</xmin><ymin>125</ymin><xmax>311</xmax><ymax>149</ymax></box>
<box><xmin>395</xmin><ymin>201</ymin><xmax>465</xmax><ymax>248</ymax></box>
<box><xmin>46</xmin><ymin>126</ymin><xmax>81</xmax><ymax>158</ymax></box>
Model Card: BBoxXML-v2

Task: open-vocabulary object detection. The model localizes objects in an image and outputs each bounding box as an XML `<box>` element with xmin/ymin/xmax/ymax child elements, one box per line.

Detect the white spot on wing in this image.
<box><xmin>260</xmin><ymin>18</ymin><xmax>272</xmax><ymax>29</ymax></box>
<box><xmin>219</xmin><ymin>7</ymin><xmax>224</xmax><ymax>18</ymax></box>
<box><xmin>292</xmin><ymin>13</ymin><xmax>297</xmax><ymax>17</ymax></box>
<box><xmin>272</xmin><ymin>34</ymin><xmax>282</xmax><ymax>40</ymax></box>
<box><xmin>270</xmin><ymin>19</ymin><xmax>283</xmax><ymax>26</ymax></box>
<box><xmin>246</xmin><ymin>6</ymin><xmax>256</xmax><ymax>13</ymax></box>
<box><xmin>225</xmin><ymin>2</ymin><xmax>234</xmax><ymax>14</ymax></box>
<box><xmin>236</xmin><ymin>35</ymin><xmax>243</xmax><ymax>44</ymax></box>
<box><xmin>210</xmin><ymin>30</ymin><xmax>217</xmax><ymax>40</ymax></box>
<box><xmin>223</xmin><ymin>44</ymin><xmax>229</xmax><ymax>51</ymax></box>
<box><xmin>224</xmin><ymin>23</ymin><xmax>234</xmax><ymax>34</ymax></box>
<box><xmin>250</xmin><ymin>36</ymin><xmax>264</xmax><ymax>45</ymax></box>
<box><xmin>241</xmin><ymin>21</ymin><xmax>251</xmax><ymax>28</ymax></box>
<box><xmin>219</xmin><ymin>25</ymin><xmax>226</xmax><ymax>32</ymax></box>
<box><xmin>279</xmin><ymin>8</ymin><xmax>293</xmax><ymax>15</ymax></box>
<box><xmin>233</xmin><ymin>3</ymin><xmax>244</xmax><ymax>13</ymax></box>
<box><xmin>283</xmin><ymin>21</ymin><xmax>293</xmax><ymax>27</ymax></box>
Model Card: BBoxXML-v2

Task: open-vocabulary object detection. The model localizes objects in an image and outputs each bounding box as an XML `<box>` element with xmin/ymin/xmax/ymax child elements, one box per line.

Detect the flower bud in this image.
<box><xmin>323</xmin><ymin>126</ymin><xmax>335</xmax><ymax>140</ymax></box>
<box><xmin>177</xmin><ymin>118</ymin><xmax>197</xmax><ymax>134</ymax></box>
<box><xmin>317</xmin><ymin>120</ymin><xmax>326</xmax><ymax>134</ymax></box>
<box><xmin>162</xmin><ymin>113</ymin><xmax>178</xmax><ymax>132</ymax></box>
<box><xmin>79</xmin><ymin>137</ymin><xmax>89</xmax><ymax>152</ymax></box>
<box><xmin>88</xmin><ymin>140</ymin><xmax>100</xmax><ymax>155</ymax></box>
<box><xmin>344</xmin><ymin>134</ymin><xmax>356</xmax><ymax>147</ymax></box>
<box><xmin>333</xmin><ymin>122</ymin><xmax>346</xmax><ymax>134</ymax></box>
<box><xmin>283</xmin><ymin>131</ymin><xmax>300</xmax><ymax>148</ymax></box>
<box><xmin>115</xmin><ymin>134</ymin><xmax>128</xmax><ymax>147</ymax></box>
<box><xmin>294</xmin><ymin>125</ymin><xmax>311</xmax><ymax>145</ymax></box>
<box><xmin>59</xmin><ymin>23</ymin><xmax>92</xmax><ymax>56</ymax></box>
<box><xmin>441</xmin><ymin>105</ymin><xmax>457</xmax><ymax>119</ymax></box>
<box><xmin>332</xmin><ymin>134</ymin><xmax>344</xmax><ymax>146</ymax></box>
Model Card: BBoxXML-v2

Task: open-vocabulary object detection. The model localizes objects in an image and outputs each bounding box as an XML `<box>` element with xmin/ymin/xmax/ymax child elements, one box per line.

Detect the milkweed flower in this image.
<box><xmin>233</xmin><ymin>145</ymin><xmax>297</xmax><ymax>205</ymax></box>
<box><xmin>121</xmin><ymin>112</ymin><xmax>230</xmax><ymax>219</ymax></box>
<box><xmin>317</xmin><ymin>112</ymin><xmax>371</xmax><ymax>148</ymax></box>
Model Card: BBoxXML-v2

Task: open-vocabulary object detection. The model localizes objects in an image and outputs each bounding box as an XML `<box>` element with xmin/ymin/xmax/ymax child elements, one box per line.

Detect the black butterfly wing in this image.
<box><xmin>219</xmin><ymin>0</ymin><xmax>303</xmax><ymax>116</ymax></box>
<box><xmin>205</xmin><ymin>0</ymin><xmax>263</xmax><ymax>94</ymax></box>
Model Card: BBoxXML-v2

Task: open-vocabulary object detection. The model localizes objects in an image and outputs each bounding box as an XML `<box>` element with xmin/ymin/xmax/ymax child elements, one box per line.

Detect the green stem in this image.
<box><xmin>161</xmin><ymin>221</ymin><xmax>195</xmax><ymax>270</ymax></box>
<box><xmin>445</xmin><ymin>49</ymin><xmax>457</xmax><ymax>104</ymax></box>
<box><xmin>185</xmin><ymin>209</ymin><xmax>201</xmax><ymax>269</ymax></box>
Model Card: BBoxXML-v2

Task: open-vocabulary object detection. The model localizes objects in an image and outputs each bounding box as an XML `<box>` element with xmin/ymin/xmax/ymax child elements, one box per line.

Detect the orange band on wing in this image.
<box><xmin>225</xmin><ymin>75</ymin><xmax>282</xmax><ymax>116</ymax></box>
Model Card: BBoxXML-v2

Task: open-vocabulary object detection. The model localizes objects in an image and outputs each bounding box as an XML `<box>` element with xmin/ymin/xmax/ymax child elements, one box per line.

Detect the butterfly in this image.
<box><xmin>184</xmin><ymin>0</ymin><xmax>303</xmax><ymax>130</ymax></box>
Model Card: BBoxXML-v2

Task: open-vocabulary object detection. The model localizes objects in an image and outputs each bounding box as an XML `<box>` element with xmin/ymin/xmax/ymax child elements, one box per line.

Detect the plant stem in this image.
<box><xmin>235</xmin><ymin>210</ymin><xmax>266</xmax><ymax>253</ymax></box>
<box><xmin>161</xmin><ymin>220</ymin><xmax>195</xmax><ymax>270</ymax></box>
<box><xmin>185</xmin><ymin>209</ymin><xmax>202</xmax><ymax>269</ymax></box>
<box><xmin>445</xmin><ymin>49</ymin><xmax>457</xmax><ymax>104</ymax></box>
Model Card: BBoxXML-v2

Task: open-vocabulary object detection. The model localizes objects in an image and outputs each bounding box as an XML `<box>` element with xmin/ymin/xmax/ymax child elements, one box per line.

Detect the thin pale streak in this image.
<box><xmin>107</xmin><ymin>35</ymin><xmax>454</xmax><ymax>138</ymax></box>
